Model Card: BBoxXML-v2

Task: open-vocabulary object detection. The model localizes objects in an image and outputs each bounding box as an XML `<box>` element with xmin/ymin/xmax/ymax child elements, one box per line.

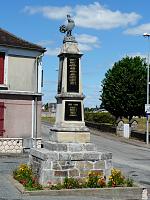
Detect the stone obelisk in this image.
<box><xmin>29</xmin><ymin>15</ymin><xmax>112</xmax><ymax>185</ymax></box>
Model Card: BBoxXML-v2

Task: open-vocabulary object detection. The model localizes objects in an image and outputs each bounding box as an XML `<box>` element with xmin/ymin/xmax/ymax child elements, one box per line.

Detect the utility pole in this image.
<box><xmin>143</xmin><ymin>33</ymin><xmax>150</xmax><ymax>144</ymax></box>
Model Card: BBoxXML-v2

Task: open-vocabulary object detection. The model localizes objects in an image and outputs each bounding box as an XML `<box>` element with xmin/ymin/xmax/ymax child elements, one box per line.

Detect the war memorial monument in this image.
<box><xmin>29</xmin><ymin>15</ymin><xmax>112</xmax><ymax>185</ymax></box>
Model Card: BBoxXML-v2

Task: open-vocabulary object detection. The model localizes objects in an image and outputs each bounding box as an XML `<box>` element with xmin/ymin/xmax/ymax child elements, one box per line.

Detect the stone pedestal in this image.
<box><xmin>29</xmin><ymin>142</ymin><xmax>112</xmax><ymax>185</ymax></box>
<box><xmin>29</xmin><ymin>31</ymin><xmax>112</xmax><ymax>186</ymax></box>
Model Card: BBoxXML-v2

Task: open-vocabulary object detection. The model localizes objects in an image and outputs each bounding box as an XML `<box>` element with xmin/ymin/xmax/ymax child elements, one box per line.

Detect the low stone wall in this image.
<box><xmin>131</xmin><ymin>131</ymin><xmax>147</xmax><ymax>142</ymax></box>
<box><xmin>0</xmin><ymin>138</ymin><xmax>42</xmax><ymax>153</ymax></box>
<box><xmin>29</xmin><ymin>142</ymin><xmax>112</xmax><ymax>186</ymax></box>
<box><xmin>85</xmin><ymin>121</ymin><xmax>116</xmax><ymax>133</ymax></box>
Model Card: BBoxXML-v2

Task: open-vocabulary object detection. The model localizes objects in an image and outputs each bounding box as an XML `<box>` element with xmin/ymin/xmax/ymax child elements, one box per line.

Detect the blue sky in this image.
<box><xmin>1</xmin><ymin>0</ymin><xmax>150</xmax><ymax>107</ymax></box>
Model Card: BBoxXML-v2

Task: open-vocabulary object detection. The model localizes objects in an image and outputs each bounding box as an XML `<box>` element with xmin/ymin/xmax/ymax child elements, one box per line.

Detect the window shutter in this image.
<box><xmin>0</xmin><ymin>53</ymin><xmax>5</xmax><ymax>84</ymax></box>
<box><xmin>0</xmin><ymin>102</ymin><xmax>5</xmax><ymax>136</ymax></box>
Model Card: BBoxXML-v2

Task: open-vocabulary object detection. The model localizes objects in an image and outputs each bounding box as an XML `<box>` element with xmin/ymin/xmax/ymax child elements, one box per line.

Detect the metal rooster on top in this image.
<box><xmin>59</xmin><ymin>15</ymin><xmax>75</xmax><ymax>37</ymax></box>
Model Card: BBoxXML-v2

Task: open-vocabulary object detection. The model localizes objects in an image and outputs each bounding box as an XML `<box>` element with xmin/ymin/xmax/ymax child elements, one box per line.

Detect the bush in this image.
<box><xmin>84</xmin><ymin>112</ymin><xmax>115</xmax><ymax>124</ymax></box>
<box><xmin>108</xmin><ymin>168</ymin><xmax>134</xmax><ymax>187</ymax></box>
<box><xmin>86</xmin><ymin>171</ymin><xmax>106</xmax><ymax>188</ymax></box>
<box><xmin>13</xmin><ymin>164</ymin><xmax>42</xmax><ymax>190</ymax></box>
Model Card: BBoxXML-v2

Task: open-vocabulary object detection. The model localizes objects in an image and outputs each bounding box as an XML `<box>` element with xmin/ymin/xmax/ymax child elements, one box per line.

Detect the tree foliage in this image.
<box><xmin>100</xmin><ymin>56</ymin><xmax>147</xmax><ymax>120</ymax></box>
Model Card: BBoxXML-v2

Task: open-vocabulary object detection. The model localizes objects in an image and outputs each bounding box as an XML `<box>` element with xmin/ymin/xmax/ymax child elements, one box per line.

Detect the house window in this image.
<box><xmin>0</xmin><ymin>102</ymin><xmax>5</xmax><ymax>136</ymax></box>
<box><xmin>0</xmin><ymin>52</ymin><xmax>5</xmax><ymax>84</ymax></box>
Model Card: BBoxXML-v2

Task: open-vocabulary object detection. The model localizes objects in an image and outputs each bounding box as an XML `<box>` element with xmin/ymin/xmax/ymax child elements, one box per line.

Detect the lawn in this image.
<box><xmin>41</xmin><ymin>116</ymin><xmax>55</xmax><ymax>125</ymax></box>
<box><xmin>123</xmin><ymin>117</ymin><xmax>147</xmax><ymax>133</ymax></box>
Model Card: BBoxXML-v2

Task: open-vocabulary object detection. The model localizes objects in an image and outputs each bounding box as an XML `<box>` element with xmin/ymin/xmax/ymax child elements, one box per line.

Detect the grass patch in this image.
<box><xmin>41</xmin><ymin>117</ymin><xmax>55</xmax><ymax>125</ymax></box>
<box><xmin>123</xmin><ymin>117</ymin><xmax>147</xmax><ymax>132</ymax></box>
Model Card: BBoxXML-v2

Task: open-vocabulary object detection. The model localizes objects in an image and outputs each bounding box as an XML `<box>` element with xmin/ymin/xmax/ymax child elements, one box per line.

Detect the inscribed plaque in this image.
<box><xmin>65</xmin><ymin>101</ymin><xmax>82</xmax><ymax>121</ymax></box>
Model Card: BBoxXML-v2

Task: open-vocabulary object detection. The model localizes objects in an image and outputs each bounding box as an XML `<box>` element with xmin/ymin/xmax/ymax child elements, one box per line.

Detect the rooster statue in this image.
<box><xmin>59</xmin><ymin>15</ymin><xmax>75</xmax><ymax>37</ymax></box>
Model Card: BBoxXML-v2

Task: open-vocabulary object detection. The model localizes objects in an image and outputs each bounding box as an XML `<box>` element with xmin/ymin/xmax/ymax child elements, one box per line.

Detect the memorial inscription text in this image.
<box><xmin>67</xmin><ymin>57</ymin><xmax>79</xmax><ymax>92</ymax></box>
<box><xmin>65</xmin><ymin>101</ymin><xmax>82</xmax><ymax>121</ymax></box>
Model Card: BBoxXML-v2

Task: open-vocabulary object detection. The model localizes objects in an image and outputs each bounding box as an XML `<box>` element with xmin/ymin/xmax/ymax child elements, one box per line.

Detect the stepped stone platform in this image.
<box><xmin>29</xmin><ymin>141</ymin><xmax>112</xmax><ymax>185</ymax></box>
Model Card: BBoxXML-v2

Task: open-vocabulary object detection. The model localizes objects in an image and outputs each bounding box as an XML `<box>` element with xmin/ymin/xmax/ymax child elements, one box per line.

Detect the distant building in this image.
<box><xmin>96</xmin><ymin>108</ymin><xmax>108</xmax><ymax>113</ymax></box>
<box><xmin>0</xmin><ymin>28</ymin><xmax>46</xmax><ymax>141</ymax></box>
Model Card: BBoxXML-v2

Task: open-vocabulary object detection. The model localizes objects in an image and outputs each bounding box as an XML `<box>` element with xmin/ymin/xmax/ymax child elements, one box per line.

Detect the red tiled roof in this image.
<box><xmin>0</xmin><ymin>28</ymin><xmax>46</xmax><ymax>53</ymax></box>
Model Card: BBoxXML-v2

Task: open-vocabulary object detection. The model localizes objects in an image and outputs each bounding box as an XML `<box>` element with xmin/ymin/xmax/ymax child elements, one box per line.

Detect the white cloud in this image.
<box><xmin>76</xmin><ymin>33</ymin><xmax>100</xmax><ymax>51</ymax></box>
<box><xmin>37</xmin><ymin>40</ymin><xmax>54</xmax><ymax>46</ymax></box>
<box><xmin>78</xmin><ymin>43</ymin><xmax>92</xmax><ymax>51</ymax></box>
<box><xmin>74</xmin><ymin>2</ymin><xmax>141</xmax><ymax>30</ymax></box>
<box><xmin>76</xmin><ymin>34</ymin><xmax>100</xmax><ymax>45</ymax></box>
<box><xmin>126</xmin><ymin>52</ymin><xmax>147</xmax><ymax>58</ymax></box>
<box><xmin>23</xmin><ymin>2</ymin><xmax>141</xmax><ymax>30</ymax></box>
<box><xmin>124</xmin><ymin>23</ymin><xmax>150</xmax><ymax>35</ymax></box>
<box><xmin>46</xmin><ymin>47</ymin><xmax>60</xmax><ymax>56</ymax></box>
<box><xmin>24</xmin><ymin>5</ymin><xmax>72</xmax><ymax>20</ymax></box>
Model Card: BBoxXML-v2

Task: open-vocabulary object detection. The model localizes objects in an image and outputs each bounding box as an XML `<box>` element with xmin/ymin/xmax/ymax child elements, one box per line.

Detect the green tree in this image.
<box><xmin>44</xmin><ymin>103</ymin><xmax>49</xmax><ymax>111</ymax></box>
<box><xmin>100</xmin><ymin>56</ymin><xmax>147</xmax><ymax>120</ymax></box>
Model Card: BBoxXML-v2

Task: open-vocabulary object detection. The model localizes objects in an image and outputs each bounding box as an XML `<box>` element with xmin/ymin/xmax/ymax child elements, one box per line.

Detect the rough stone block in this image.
<box><xmin>71</xmin><ymin>153</ymin><xmax>84</xmax><ymax>160</ymax></box>
<box><xmin>54</xmin><ymin>170</ymin><xmax>68</xmax><ymax>177</ymax></box>
<box><xmin>105</xmin><ymin>159</ymin><xmax>113</xmax><ymax>169</ymax></box>
<box><xmin>68</xmin><ymin>143</ymin><xmax>83</xmax><ymax>152</ymax></box>
<box><xmin>61</xmin><ymin>161</ymin><xmax>75</xmax><ymax>170</ymax></box>
<box><xmin>76</xmin><ymin>161</ymin><xmax>85</xmax><ymax>170</ymax></box>
<box><xmin>69</xmin><ymin>168</ymin><xmax>79</xmax><ymax>177</ymax></box>
<box><xmin>94</xmin><ymin>160</ymin><xmax>105</xmax><ymax>169</ymax></box>
<box><xmin>84</xmin><ymin>143</ymin><xmax>96</xmax><ymax>151</ymax></box>
<box><xmin>49</xmin><ymin>131</ymin><xmax>90</xmax><ymax>143</ymax></box>
<box><xmin>57</xmin><ymin>132</ymin><xmax>75</xmax><ymax>143</ymax></box>
<box><xmin>84</xmin><ymin>161</ymin><xmax>94</xmax><ymax>170</ymax></box>
<box><xmin>39</xmin><ymin>169</ymin><xmax>54</xmax><ymax>185</ymax></box>
<box><xmin>59</xmin><ymin>152</ymin><xmax>71</xmax><ymax>161</ymax></box>
<box><xmin>83</xmin><ymin>152</ymin><xmax>99</xmax><ymax>161</ymax></box>
<box><xmin>53</xmin><ymin>162</ymin><xmax>61</xmax><ymax>170</ymax></box>
<box><xmin>42</xmin><ymin>160</ymin><xmax>53</xmax><ymax>170</ymax></box>
<box><xmin>44</xmin><ymin>141</ymin><xmax>68</xmax><ymax>151</ymax></box>
<box><xmin>80</xmin><ymin>169</ymin><xmax>89</xmax><ymax>177</ymax></box>
<box><xmin>75</xmin><ymin>132</ymin><xmax>90</xmax><ymax>143</ymax></box>
<box><xmin>101</xmin><ymin>152</ymin><xmax>112</xmax><ymax>160</ymax></box>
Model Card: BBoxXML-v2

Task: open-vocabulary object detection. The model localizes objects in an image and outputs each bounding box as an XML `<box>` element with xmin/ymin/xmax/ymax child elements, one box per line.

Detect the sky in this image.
<box><xmin>1</xmin><ymin>0</ymin><xmax>150</xmax><ymax>107</ymax></box>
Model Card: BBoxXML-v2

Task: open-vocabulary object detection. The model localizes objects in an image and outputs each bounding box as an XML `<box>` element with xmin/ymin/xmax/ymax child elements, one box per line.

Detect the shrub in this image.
<box><xmin>84</xmin><ymin>112</ymin><xmax>115</xmax><ymax>124</ymax></box>
<box><xmin>13</xmin><ymin>164</ymin><xmax>42</xmax><ymax>190</ymax></box>
<box><xmin>63</xmin><ymin>177</ymin><xmax>82</xmax><ymax>189</ymax></box>
<box><xmin>108</xmin><ymin>168</ymin><xmax>132</xmax><ymax>187</ymax></box>
<box><xmin>125</xmin><ymin>177</ymin><xmax>134</xmax><ymax>187</ymax></box>
<box><xmin>86</xmin><ymin>171</ymin><xmax>106</xmax><ymax>188</ymax></box>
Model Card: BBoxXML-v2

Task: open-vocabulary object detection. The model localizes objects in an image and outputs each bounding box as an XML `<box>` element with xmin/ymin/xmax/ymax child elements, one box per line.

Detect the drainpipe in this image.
<box><xmin>34</xmin><ymin>54</ymin><xmax>43</xmax><ymax>148</ymax></box>
<box><xmin>31</xmin><ymin>99</ymin><xmax>35</xmax><ymax>144</ymax></box>
<box><xmin>34</xmin><ymin>96</ymin><xmax>38</xmax><ymax>148</ymax></box>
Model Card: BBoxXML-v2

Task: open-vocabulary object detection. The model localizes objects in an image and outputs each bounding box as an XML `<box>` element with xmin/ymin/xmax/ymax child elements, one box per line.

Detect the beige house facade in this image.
<box><xmin>0</xmin><ymin>28</ymin><xmax>45</xmax><ymax>146</ymax></box>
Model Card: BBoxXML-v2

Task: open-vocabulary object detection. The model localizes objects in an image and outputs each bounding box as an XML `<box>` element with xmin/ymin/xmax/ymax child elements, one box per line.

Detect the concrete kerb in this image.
<box><xmin>9</xmin><ymin>175</ymin><xmax>145</xmax><ymax>199</ymax></box>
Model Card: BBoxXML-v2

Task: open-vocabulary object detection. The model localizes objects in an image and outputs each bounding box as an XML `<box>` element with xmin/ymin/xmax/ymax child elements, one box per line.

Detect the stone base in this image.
<box><xmin>49</xmin><ymin>126</ymin><xmax>90</xmax><ymax>143</ymax></box>
<box><xmin>29</xmin><ymin>142</ymin><xmax>112</xmax><ymax>186</ymax></box>
<box><xmin>49</xmin><ymin>131</ymin><xmax>90</xmax><ymax>143</ymax></box>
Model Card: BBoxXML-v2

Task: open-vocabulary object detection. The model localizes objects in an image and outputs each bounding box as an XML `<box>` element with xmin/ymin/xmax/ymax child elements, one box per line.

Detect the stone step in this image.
<box><xmin>43</xmin><ymin>141</ymin><xmax>96</xmax><ymax>152</ymax></box>
<box><xmin>30</xmin><ymin>148</ymin><xmax>112</xmax><ymax>161</ymax></box>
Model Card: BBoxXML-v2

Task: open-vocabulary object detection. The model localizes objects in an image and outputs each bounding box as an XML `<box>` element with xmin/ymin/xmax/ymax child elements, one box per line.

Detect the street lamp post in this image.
<box><xmin>143</xmin><ymin>33</ymin><xmax>150</xmax><ymax>145</ymax></box>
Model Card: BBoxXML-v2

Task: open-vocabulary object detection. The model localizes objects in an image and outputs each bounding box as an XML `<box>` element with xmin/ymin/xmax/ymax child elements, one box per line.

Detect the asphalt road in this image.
<box><xmin>90</xmin><ymin>129</ymin><xmax>150</xmax><ymax>187</ymax></box>
<box><xmin>41</xmin><ymin>122</ymin><xmax>150</xmax><ymax>187</ymax></box>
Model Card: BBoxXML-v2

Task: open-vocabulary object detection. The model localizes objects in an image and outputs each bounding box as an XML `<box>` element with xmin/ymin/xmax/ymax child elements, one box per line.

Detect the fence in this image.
<box><xmin>0</xmin><ymin>138</ymin><xmax>42</xmax><ymax>153</ymax></box>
